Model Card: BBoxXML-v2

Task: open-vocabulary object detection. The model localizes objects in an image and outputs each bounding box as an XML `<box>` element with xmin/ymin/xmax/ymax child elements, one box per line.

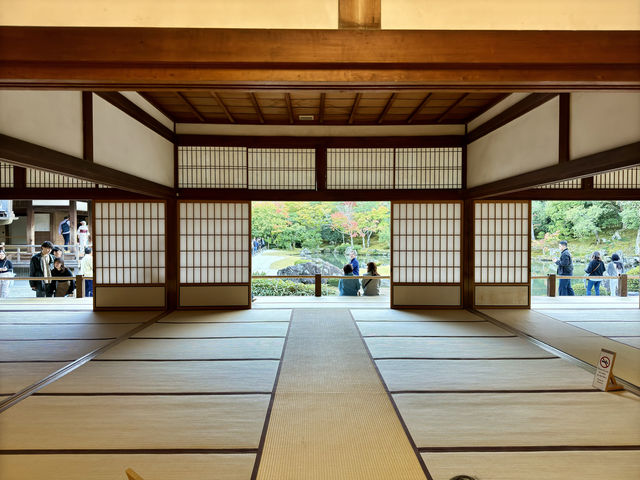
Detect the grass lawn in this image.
<box><xmin>269</xmin><ymin>256</ymin><xmax>301</xmax><ymax>270</ymax></box>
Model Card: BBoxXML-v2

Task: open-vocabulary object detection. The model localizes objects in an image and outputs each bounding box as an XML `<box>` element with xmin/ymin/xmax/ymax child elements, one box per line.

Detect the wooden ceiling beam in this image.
<box><xmin>377</xmin><ymin>93</ymin><xmax>397</xmax><ymax>124</ymax></box>
<box><xmin>249</xmin><ymin>92</ymin><xmax>265</xmax><ymax>124</ymax></box>
<box><xmin>175</xmin><ymin>92</ymin><xmax>206</xmax><ymax>122</ymax></box>
<box><xmin>407</xmin><ymin>93</ymin><xmax>432</xmax><ymax>124</ymax></box>
<box><xmin>210</xmin><ymin>91</ymin><xmax>235</xmax><ymax>123</ymax></box>
<box><xmin>319</xmin><ymin>93</ymin><xmax>326</xmax><ymax>124</ymax></box>
<box><xmin>348</xmin><ymin>93</ymin><xmax>362</xmax><ymax>124</ymax></box>
<box><xmin>284</xmin><ymin>93</ymin><xmax>294</xmax><ymax>124</ymax></box>
<box><xmin>435</xmin><ymin>93</ymin><xmax>469</xmax><ymax>123</ymax></box>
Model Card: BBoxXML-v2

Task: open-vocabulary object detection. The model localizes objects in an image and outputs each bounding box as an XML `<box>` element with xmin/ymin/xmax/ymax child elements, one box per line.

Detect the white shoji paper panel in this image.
<box><xmin>395</xmin><ymin>148</ymin><xmax>462</xmax><ymax>189</ymax></box>
<box><xmin>328</xmin><ymin>148</ymin><xmax>393</xmax><ymax>189</ymax></box>
<box><xmin>248</xmin><ymin>148</ymin><xmax>315</xmax><ymax>190</ymax></box>
<box><xmin>0</xmin><ymin>162</ymin><xmax>13</xmax><ymax>188</ymax></box>
<box><xmin>392</xmin><ymin>202</ymin><xmax>461</xmax><ymax>284</ymax></box>
<box><xmin>178</xmin><ymin>146</ymin><xmax>247</xmax><ymax>188</ymax></box>
<box><xmin>594</xmin><ymin>167</ymin><xmax>640</xmax><ymax>189</ymax></box>
<box><xmin>27</xmin><ymin>169</ymin><xmax>94</xmax><ymax>188</ymax></box>
<box><xmin>535</xmin><ymin>179</ymin><xmax>582</xmax><ymax>189</ymax></box>
<box><xmin>179</xmin><ymin>202</ymin><xmax>250</xmax><ymax>284</ymax></box>
<box><xmin>94</xmin><ymin>202</ymin><xmax>166</xmax><ymax>285</ymax></box>
<box><xmin>474</xmin><ymin>201</ymin><xmax>529</xmax><ymax>284</ymax></box>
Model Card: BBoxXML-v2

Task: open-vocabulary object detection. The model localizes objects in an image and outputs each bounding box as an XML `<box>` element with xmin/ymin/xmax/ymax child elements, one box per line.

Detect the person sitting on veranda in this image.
<box><xmin>338</xmin><ymin>264</ymin><xmax>360</xmax><ymax>296</ymax></box>
<box><xmin>362</xmin><ymin>262</ymin><xmax>381</xmax><ymax>296</ymax></box>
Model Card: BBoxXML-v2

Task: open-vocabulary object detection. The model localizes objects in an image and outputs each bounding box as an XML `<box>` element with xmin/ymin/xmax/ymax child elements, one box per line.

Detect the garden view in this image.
<box><xmin>251</xmin><ymin>201</ymin><xmax>390</xmax><ymax>296</ymax></box>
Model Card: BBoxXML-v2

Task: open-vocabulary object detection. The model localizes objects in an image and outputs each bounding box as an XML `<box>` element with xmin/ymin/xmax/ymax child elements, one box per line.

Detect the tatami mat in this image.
<box><xmin>365</xmin><ymin>336</ymin><xmax>553</xmax><ymax>359</ymax></box>
<box><xmin>567</xmin><ymin>321</ymin><xmax>640</xmax><ymax>337</ymax></box>
<box><xmin>482</xmin><ymin>309</ymin><xmax>640</xmax><ymax>386</ymax></box>
<box><xmin>357</xmin><ymin>321</ymin><xmax>512</xmax><ymax>337</ymax></box>
<box><xmin>395</xmin><ymin>392</ymin><xmax>640</xmax><ymax>447</ymax></box>
<box><xmin>0</xmin><ymin>323</ymin><xmax>139</xmax><ymax>340</ymax></box>
<box><xmin>0</xmin><ymin>339</ymin><xmax>111</xmax><ymax>361</ymax></box>
<box><xmin>0</xmin><ymin>311</ymin><xmax>155</xmax><ymax>324</ymax></box>
<box><xmin>133</xmin><ymin>322</ymin><xmax>288</xmax><ymax>338</ymax></box>
<box><xmin>160</xmin><ymin>309</ymin><xmax>291</xmax><ymax>323</ymax></box>
<box><xmin>376</xmin><ymin>359</ymin><xmax>594</xmax><ymax>391</ymax></box>
<box><xmin>0</xmin><ymin>362</ymin><xmax>67</xmax><ymax>394</ymax></box>
<box><xmin>535</xmin><ymin>309</ymin><xmax>640</xmax><ymax>321</ymax></box>
<box><xmin>422</xmin><ymin>451</ymin><xmax>640</xmax><ymax>480</ymax></box>
<box><xmin>0</xmin><ymin>395</ymin><xmax>270</xmax><ymax>449</ymax></box>
<box><xmin>256</xmin><ymin>309</ymin><xmax>426</xmax><ymax>479</ymax></box>
<box><xmin>97</xmin><ymin>338</ymin><xmax>284</xmax><ymax>360</ymax></box>
<box><xmin>611</xmin><ymin>337</ymin><xmax>640</xmax><ymax>348</ymax></box>
<box><xmin>0</xmin><ymin>454</ymin><xmax>256</xmax><ymax>480</ymax></box>
<box><xmin>351</xmin><ymin>309</ymin><xmax>483</xmax><ymax>322</ymax></box>
<box><xmin>40</xmin><ymin>360</ymin><xmax>279</xmax><ymax>393</ymax></box>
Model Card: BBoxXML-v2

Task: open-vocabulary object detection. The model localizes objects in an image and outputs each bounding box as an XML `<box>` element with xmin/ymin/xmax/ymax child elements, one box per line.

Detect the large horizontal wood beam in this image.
<box><xmin>176</xmin><ymin>135</ymin><xmax>465</xmax><ymax>148</ymax></box>
<box><xmin>493</xmin><ymin>187</ymin><xmax>640</xmax><ymax>201</ymax></box>
<box><xmin>0</xmin><ymin>134</ymin><xmax>174</xmax><ymax>198</ymax></box>
<box><xmin>1</xmin><ymin>27</ymin><xmax>638</xmax><ymax>90</ymax></box>
<box><xmin>466</xmin><ymin>142</ymin><xmax>640</xmax><ymax>199</ymax></box>
<box><xmin>1</xmin><ymin>188</ymin><xmax>152</xmax><ymax>200</ymax></box>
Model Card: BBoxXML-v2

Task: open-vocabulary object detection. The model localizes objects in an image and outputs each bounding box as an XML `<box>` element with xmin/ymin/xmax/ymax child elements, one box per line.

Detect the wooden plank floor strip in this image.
<box><xmin>422</xmin><ymin>451</ymin><xmax>640</xmax><ymax>480</ymax></box>
<box><xmin>376</xmin><ymin>359</ymin><xmax>595</xmax><ymax>392</ymax></box>
<box><xmin>394</xmin><ymin>392</ymin><xmax>640</xmax><ymax>448</ymax></box>
<box><xmin>0</xmin><ymin>395</ymin><xmax>270</xmax><ymax>450</ymax></box>
<box><xmin>132</xmin><ymin>322</ymin><xmax>289</xmax><ymax>338</ymax></box>
<box><xmin>351</xmin><ymin>309</ymin><xmax>483</xmax><ymax>322</ymax></box>
<box><xmin>0</xmin><ymin>454</ymin><xmax>256</xmax><ymax>480</ymax></box>
<box><xmin>366</xmin><ymin>337</ymin><xmax>553</xmax><ymax>359</ymax></box>
<box><xmin>255</xmin><ymin>309</ymin><xmax>428</xmax><ymax>480</ymax></box>
<box><xmin>357</xmin><ymin>321</ymin><xmax>512</xmax><ymax>337</ymax></box>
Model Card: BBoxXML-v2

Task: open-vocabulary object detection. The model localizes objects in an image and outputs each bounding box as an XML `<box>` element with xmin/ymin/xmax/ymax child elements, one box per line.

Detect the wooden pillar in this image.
<box><xmin>26</xmin><ymin>201</ymin><xmax>34</xmax><ymax>253</ymax></box>
<box><xmin>166</xmin><ymin>198</ymin><xmax>178</xmax><ymax>311</ymax></box>
<box><xmin>462</xmin><ymin>199</ymin><xmax>474</xmax><ymax>308</ymax></box>
<box><xmin>315</xmin><ymin>274</ymin><xmax>322</xmax><ymax>297</ymax></box>
<box><xmin>619</xmin><ymin>274</ymin><xmax>628</xmax><ymax>297</ymax></box>
<box><xmin>547</xmin><ymin>274</ymin><xmax>557</xmax><ymax>297</ymax></box>
<box><xmin>339</xmin><ymin>0</ymin><xmax>381</xmax><ymax>29</ymax></box>
<box><xmin>69</xmin><ymin>200</ymin><xmax>77</xmax><ymax>253</ymax></box>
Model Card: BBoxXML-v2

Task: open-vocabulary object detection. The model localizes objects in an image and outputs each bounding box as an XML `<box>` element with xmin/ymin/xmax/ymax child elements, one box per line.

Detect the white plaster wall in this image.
<box><xmin>0</xmin><ymin>90</ymin><xmax>83</xmax><ymax>158</ymax></box>
<box><xmin>383</xmin><ymin>0</ymin><xmax>640</xmax><ymax>30</ymax></box>
<box><xmin>467</xmin><ymin>93</ymin><xmax>529</xmax><ymax>132</ymax></box>
<box><xmin>119</xmin><ymin>92</ymin><xmax>174</xmax><ymax>130</ymax></box>
<box><xmin>467</xmin><ymin>98</ymin><xmax>559</xmax><ymax>188</ymax></box>
<box><xmin>570</xmin><ymin>93</ymin><xmax>640</xmax><ymax>160</ymax></box>
<box><xmin>93</xmin><ymin>96</ymin><xmax>174</xmax><ymax>187</ymax></box>
<box><xmin>176</xmin><ymin>124</ymin><xmax>465</xmax><ymax>136</ymax></box>
<box><xmin>0</xmin><ymin>0</ymin><xmax>338</xmax><ymax>28</ymax></box>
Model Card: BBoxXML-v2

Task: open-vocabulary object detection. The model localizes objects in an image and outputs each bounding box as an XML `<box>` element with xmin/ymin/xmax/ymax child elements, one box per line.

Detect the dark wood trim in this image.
<box><xmin>12</xmin><ymin>166</ymin><xmax>26</xmax><ymax>189</ymax></box>
<box><xmin>464</xmin><ymin>93</ymin><xmax>511</xmax><ymax>124</ymax></box>
<box><xmin>316</xmin><ymin>147</ymin><xmax>327</xmax><ymax>191</ymax></box>
<box><xmin>249</xmin><ymin>92</ymin><xmax>264</xmax><ymax>124</ymax></box>
<box><xmin>176</xmin><ymin>134</ymin><xmax>465</xmax><ymax>148</ymax></box>
<box><xmin>377</xmin><ymin>93</ymin><xmax>397</xmax><ymax>124</ymax></box>
<box><xmin>466</xmin><ymin>142</ymin><xmax>640</xmax><ymax>199</ymax></box>
<box><xmin>284</xmin><ymin>93</ymin><xmax>294</xmax><ymax>124</ymax></box>
<box><xmin>467</xmin><ymin>93</ymin><xmax>558</xmax><ymax>143</ymax></box>
<box><xmin>436</xmin><ymin>93</ymin><xmax>469</xmax><ymax>123</ymax></box>
<box><xmin>138</xmin><ymin>92</ymin><xmax>177</xmax><ymax>122</ymax></box>
<box><xmin>2</xmin><ymin>28</ymin><xmax>638</xmax><ymax>90</ymax></box>
<box><xmin>348</xmin><ymin>93</ymin><xmax>362</xmax><ymax>124</ymax></box>
<box><xmin>176</xmin><ymin>92</ymin><xmax>206</xmax><ymax>122</ymax></box>
<box><xmin>407</xmin><ymin>93</ymin><xmax>432</xmax><ymax>124</ymax></box>
<box><xmin>177</xmin><ymin>188</ymin><xmax>464</xmax><ymax>201</ymax></box>
<box><xmin>462</xmin><ymin>199</ymin><xmax>474</xmax><ymax>308</ymax></box>
<box><xmin>318</xmin><ymin>93</ymin><xmax>325</xmax><ymax>124</ymax></box>
<box><xmin>558</xmin><ymin>93</ymin><xmax>570</xmax><ymax>163</ymax></box>
<box><xmin>0</xmin><ymin>449</ymin><xmax>258</xmax><ymax>455</ymax></box>
<box><xmin>166</xmin><ymin>198</ymin><xmax>178</xmax><ymax>311</ymax></box>
<box><xmin>582</xmin><ymin>176</ymin><xmax>594</xmax><ymax>190</ymax></box>
<box><xmin>95</xmin><ymin>92</ymin><xmax>174</xmax><ymax>143</ymax></box>
<box><xmin>493</xmin><ymin>186</ymin><xmax>640</xmax><ymax>201</ymax></box>
<box><xmin>0</xmin><ymin>134</ymin><xmax>174</xmax><ymax>198</ymax></box>
<box><xmin>211</xmin><ymin>91</ymin><xmax>235</xmax><ymax>124</ymax></box>
<box><xmin>82</xmin><ymin>91</ymin><xmax>94</xmax><ymax>161</ymax></box>
<box><xmin>416</xmin><ymin>446</ymin><xmax>640</xmax><ymax>453</ymax></box>
<box><xmin>1</xmin><ymin>187</ymin><xmax>150</xmax><ymax>200</ymax></box>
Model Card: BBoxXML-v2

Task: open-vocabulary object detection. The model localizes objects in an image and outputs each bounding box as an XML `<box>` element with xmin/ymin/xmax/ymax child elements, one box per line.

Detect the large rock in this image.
<box><xmin>277</xmin><ymin>260</ymin><xmax>342</xmax><ymax>284</ymax></box>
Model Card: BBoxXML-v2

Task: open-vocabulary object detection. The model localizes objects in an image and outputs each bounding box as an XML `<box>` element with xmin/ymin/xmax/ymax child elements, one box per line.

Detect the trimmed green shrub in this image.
<box><xmin>251</xmin><ymin>279</ymin><xmax>337</xmax><ymax>296</ymax></box>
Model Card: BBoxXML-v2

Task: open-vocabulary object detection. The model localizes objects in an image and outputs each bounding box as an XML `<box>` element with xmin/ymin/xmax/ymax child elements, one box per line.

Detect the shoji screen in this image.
<box><xmin>93</xmin><ymin>201</ymin><xmax>166</xmax><ymax>309</ymax></box>
<box><xmin>327</xmin><ymin>148</ymin><xmax>394</xmax><ymax>189</ymax></box>
<box><xmin>473</xmin><ymin>201</ymin><xmax>530</xmax><ymax>307</ymax></box>
<box><xmin>594</xmin><ymin>167</ymin><xmax>640</xmax><ymax>189</ymax></box>
<box><xmin>0</xmin><ymin>162</ymin><xmax>13</xmax><ymax>188</ymax></box>
<box><xmin>391</xmin><ymin>202</ymin><xmax>462</xmax><ymax>307</ymax></box>
<box><xmin>178</xmin><ymin>201</ymin><xmax>251</xmax><ymax>308</ymax></box>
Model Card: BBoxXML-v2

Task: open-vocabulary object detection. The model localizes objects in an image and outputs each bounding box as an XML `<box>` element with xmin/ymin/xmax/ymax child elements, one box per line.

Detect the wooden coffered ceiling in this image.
<box><xmin>140</xmin><ymin>91</ymin><xmax>508</xmax><ymax>125</ymax></box>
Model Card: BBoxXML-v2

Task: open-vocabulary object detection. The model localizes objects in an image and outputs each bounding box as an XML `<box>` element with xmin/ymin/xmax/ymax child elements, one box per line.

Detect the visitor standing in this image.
<box><xmin>77</xmin><ymin>220</ymin><xmax>90</xmax><ymax>253</ymax></box>
<box><xmin>51</xmin><ymin>259</ymin><xmax>76</xmax><ymax>297</ymax></box>
<box><xmin>349</xmin><ymin>250</ymin><xmax>360</xmax><ymax>276</ymax></box>
<box><xmin>338</xmin><ymin>264</ymin><xmax>360</xmax><ymax>296</ymax></box>
<box><xmin>362</xmin><ymin>262</ymin><xmax>381</xmax><ymax>296</ymax></box>
<box><xmin>80</xmin><ymin>247</ymin><xmax>93</xmax><ymax>297</ymax></box>
<box><xmin>606</xmin><ymin>253</ymin><xmax>624</xmax><ymax>296</ymax></box>
<box><xmin>0</xmin><ymin>249</ymin><xmax>14</xmax><ymax>298</ymax></box>
<box><xmin>58</xmin><ymin>216</ymin><xmax>71</xmax><ymax>250</ymax></box>
<box><xmin>554</xmin><ymin>240</ymin><xmax>574</xmax><ymax>296</ymax></box>
<box><xmin>585</xmin><ymin>251</ymin><xmax>606</xmax><ymax>296</ymax></box>
<box><xmin>30</xmin><ymin>241</ymin><xmax>54</xmax><ymax>297</ymax></box>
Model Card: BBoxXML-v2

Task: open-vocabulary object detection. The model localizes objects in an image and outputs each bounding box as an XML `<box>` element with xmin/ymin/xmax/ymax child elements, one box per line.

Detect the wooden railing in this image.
<box><xmin>252</xmin><ymin>274</ymin><xmax>390</xmax><ymax>297</ymax></box>
<box><xmin>4</xmin><ymin>275</ymin><xmax>94</xmax><ymax>298</ymax></box>
<box><xmin>0</xmin><ymin>244</ymin><xmax>85</xmax><ymax>262</ymax></box>
<box><xmin>531</xmin><ymin>274</ymin><xmax>640</xmax><ymax>297</ymax></box>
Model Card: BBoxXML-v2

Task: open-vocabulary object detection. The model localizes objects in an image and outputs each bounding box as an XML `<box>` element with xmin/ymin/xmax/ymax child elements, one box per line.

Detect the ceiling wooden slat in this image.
<box><xmin>210</xmin><ymin>91</ymin><xmax>235</xmax><ymax>124</ymax></box>
<box><xmin>284</xmin><ymin>93</ymin><xmax>294</xmax><ymax>124</ymax></box>
<box><xmin>436</xmin><ymin>93</ymin><xmax>470</xmax><ymax>123</ymax></box>
<box><xmin>407</xmin><ymin>93</ymin><xmax>433</xmax><ymax>124</ymax></box>
<box><xmin>249</xmin><ymin>93</ymin><xmax>265</xmax><ymax>124</ymax></box>
<box><xmin>348</xmin><ymin>93</ymin><xmax>362</xmax><ymax>124</ymax></box>
<box><xmin>176</xmin><ymin>92</ymin><xmax>206</xmax><ymax>122</ymax></box>
<box><xmin>319</xmin><ymin>93</ymin><xmax>326</xmax><ymax>124</ymax></box>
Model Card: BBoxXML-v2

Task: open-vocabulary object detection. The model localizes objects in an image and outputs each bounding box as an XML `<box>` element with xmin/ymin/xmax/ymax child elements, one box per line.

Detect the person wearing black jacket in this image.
<box><xmin>29</xmin><ymin>241</ymin><xmax>54</xmax><ymax>297</ymax></box>
<box><xmin>51</xmin><ymin>258</ymin><xmax>76</xmax><ymax>297</ymax></box>
<box><xmin>585</xmin><ymin>251</ymin><xmax>606</xmax><ymax>296</ymax></box>
<box><xmin>554</xmin><ymin>240</ymin><xmax>574</xmax><ymax>296</ymax></box>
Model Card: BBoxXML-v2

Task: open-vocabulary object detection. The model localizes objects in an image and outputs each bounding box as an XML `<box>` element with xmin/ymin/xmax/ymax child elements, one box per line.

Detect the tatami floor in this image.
<box><xmin>0</xmin><ymin>304</ymin><xmax>639</xmax><ymax>479</ymax></box>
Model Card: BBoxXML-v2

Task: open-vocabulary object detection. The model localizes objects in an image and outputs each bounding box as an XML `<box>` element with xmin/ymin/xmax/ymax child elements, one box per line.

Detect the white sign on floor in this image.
<box><xmin>592</xmin><ymin>349</ymin><xmax>623</xmax><ymax>391</ymax></box>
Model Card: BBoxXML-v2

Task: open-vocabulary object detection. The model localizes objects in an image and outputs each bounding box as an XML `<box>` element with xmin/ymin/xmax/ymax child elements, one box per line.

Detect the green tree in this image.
<box><xmin>619</xmin><ymin>201</ymin><xmax>640</xmax><ymax>253</ymax></box>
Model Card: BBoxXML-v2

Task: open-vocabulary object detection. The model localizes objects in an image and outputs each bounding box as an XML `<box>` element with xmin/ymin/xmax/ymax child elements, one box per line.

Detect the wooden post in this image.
<box><xmin>619</xmin><ymin>274</ymin><xmax>628</xmax><ymax>297</ymax></box>
<box><xmin>69</xmin><ymin>200</ymin><xmax>77</xmax><ymax>257</ymax></box>
<box><xmin>547</xmin><ymin>274</ymin><xmax>556</xmax><ymax>297</ymax></box>
<box><xmin>26</xmin><ymin>201</ymin><xmax>35</xmax><ymax>253</ymax></box>
<box><xmin>315</xmin><ymin>274</ymin><xmax>322</xmax><ymax>297</ymax></box>
<box><xmin>76</xmin><ymin>274</ymin><xmax>84</xmax><ymax>298</ymax></box>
